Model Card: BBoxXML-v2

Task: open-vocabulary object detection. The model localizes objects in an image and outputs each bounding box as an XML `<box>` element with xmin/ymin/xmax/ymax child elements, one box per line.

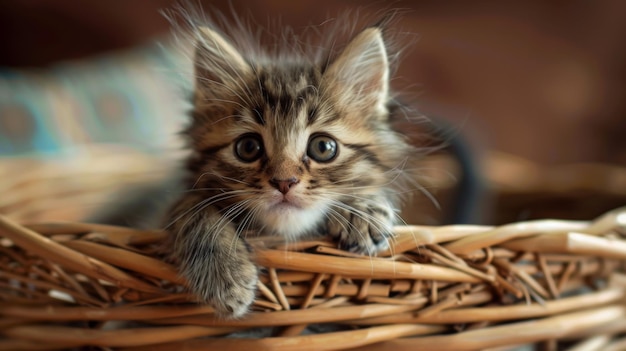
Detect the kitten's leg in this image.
<box><xmin>166</xmin><ymin>197</ymin><xmax>257</xmax><ymax>318</ymax></box>
<box><xmin>327</xmin><ymin>194</ymin><xmax>396</xmax><ymax>254</ymax></box>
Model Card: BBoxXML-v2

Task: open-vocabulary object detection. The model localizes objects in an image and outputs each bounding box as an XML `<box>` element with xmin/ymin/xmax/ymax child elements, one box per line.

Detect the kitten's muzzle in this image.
<box><xmin>269</xmin><ymin>177</ymin><xmax>300</xmax><ymax>194</ymax></box>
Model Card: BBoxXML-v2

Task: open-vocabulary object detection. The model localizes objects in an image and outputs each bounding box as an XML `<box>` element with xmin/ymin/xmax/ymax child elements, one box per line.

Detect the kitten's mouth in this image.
<box><xmin>270</xmin><ymin>196</ymin><xmax>303</xmax><ymax>210</ymax></box>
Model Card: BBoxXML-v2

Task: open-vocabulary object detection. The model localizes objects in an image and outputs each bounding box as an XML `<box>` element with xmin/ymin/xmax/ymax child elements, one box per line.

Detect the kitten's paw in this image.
<box><xmin>211</xmin><ymin>255</ymin><xmax>258</xmax><ymax>318</ymax></box>
<box><xmin>327</xmin><ymin>200</ymin><xmax>395</xmax><ymax>255</ymax></box>
<box><xmin>183</xmin><ymin>250</ymin><xmax>258</xmax><ymax>319</ymax></box>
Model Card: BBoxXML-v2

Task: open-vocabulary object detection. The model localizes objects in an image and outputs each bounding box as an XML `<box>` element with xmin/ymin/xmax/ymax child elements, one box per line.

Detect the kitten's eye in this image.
<box><xmin>307</xmin><ymin>134</ymin><xmax>338</xmax><ymax>162</ymax></box>
<box><xmin>235</xmin><ymin>134</ymin><xmax>264</xmax><ymax>162</ymax></box>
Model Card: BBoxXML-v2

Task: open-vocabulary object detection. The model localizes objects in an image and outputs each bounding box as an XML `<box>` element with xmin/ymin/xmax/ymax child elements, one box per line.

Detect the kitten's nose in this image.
<box><xmin>269</xmin><ymin>177</ymin><xmax>300</xmax><ymax>194</ymax></box>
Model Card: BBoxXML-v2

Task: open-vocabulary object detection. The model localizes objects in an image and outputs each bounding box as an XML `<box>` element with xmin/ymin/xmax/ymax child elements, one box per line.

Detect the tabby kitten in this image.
<box><xmin>166</xmin><ymin>20</ymin><xmax>416</xmax><ymax>317</ymax></box>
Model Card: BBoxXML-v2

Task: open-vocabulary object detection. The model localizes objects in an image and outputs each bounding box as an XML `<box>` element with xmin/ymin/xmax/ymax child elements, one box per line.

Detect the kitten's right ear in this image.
<box><xmin>194</xmin><ymin>27</ymin><xmax>251</xmax><ymax>93</ymax></box>
<box><xmin>323</xmin><ymin>27</ymin><xmax>390</xmax><ymax>114</ymax></box>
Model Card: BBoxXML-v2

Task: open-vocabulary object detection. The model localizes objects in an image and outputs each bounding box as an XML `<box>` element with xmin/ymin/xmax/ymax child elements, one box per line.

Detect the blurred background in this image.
<box><xmin>1</xmin><ymin>0</ymin><xmax>625</xmax><ymax>225</ymax></box>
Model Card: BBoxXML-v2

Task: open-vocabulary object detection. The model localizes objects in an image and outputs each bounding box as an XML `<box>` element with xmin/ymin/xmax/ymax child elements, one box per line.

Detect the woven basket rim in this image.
<box><xmin>2</xmin><ymin>207</ymin><xmax>626</xmax><ymax>350</ymax></box>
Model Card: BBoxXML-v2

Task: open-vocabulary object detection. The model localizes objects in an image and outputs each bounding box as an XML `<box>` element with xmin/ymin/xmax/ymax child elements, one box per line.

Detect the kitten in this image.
<box><xmin>165</xmin><ymin>16</ymin><xmax>418</xmax><ymax>318</ymax></box>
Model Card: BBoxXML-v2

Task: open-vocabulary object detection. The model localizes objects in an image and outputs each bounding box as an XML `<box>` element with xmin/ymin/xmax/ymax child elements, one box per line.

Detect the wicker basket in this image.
<box><xmin>1</xmin><ymin>149</ymin><xmax>626</xmax><ymax>351</ymax></box>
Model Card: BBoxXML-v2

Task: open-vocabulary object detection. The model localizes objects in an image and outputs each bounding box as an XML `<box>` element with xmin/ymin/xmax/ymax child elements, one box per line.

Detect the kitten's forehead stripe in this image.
<box><xmin>251</xmin><ymin>107</ymin><xmax>265</xmax><ymax>126</ymax></box>
<box><xmin>306</xmin><ymin>106</ymin><xmax>318</xmax><ymax>126</ymax></box>
<box><xmin>256</xmin><ymin>66</ymin><xmax>320</xmax><ymax>120</ymax></box>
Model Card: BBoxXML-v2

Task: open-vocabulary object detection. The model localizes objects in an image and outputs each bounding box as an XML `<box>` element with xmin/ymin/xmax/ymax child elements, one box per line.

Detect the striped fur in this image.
<box><xmin>165</xmin><ymin>17</ymin><xmax>417</xmax><ymax>318</ymax></box>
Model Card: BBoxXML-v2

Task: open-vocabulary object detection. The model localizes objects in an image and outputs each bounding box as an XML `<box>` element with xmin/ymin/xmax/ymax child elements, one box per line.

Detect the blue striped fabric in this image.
<box><xmin>0</xmin><ymin>42</ymin><xmax>190</xmax><ymax>158</ymax></box>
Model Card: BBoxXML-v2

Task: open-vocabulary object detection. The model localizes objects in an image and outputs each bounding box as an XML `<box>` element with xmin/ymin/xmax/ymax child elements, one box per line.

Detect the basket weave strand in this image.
<box><xmin>1</xmin><ymin>207</ymin><xmax>626</xmax><ymax>350</ymax></box>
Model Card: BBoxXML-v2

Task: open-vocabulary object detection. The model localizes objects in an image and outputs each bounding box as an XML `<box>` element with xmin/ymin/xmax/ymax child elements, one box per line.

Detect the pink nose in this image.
<box><xmin>269</xmin><ymin>177</ymin><xmax>299</xmax><ymax>194</ymax></box>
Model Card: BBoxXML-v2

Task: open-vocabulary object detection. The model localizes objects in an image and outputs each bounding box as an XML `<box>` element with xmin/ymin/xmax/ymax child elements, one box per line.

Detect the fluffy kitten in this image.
<box><xmin>166</xmin><ymin>17</ymin><xmax>417</xmax><ymax>318</ymax></box>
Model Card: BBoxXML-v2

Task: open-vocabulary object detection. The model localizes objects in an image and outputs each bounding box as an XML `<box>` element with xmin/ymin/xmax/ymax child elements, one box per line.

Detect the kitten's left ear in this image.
<box><xmin>324</xmin><ymin>27</ymin><xmax>390</xmax><ymax>113</ymax></box>
<box><xmin>194</xmin><ymin>27</ymin><xmax>251</xmax><ymax>95</ymax></box>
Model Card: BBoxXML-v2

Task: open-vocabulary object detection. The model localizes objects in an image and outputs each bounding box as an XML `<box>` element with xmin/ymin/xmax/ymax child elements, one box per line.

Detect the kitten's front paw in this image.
<box><xmin>327</xmin><ymin>200</ymin><xmax>395</xmax><ymax>255</ymax></box>
<box><xmin>182</xmin><ymin>248</ymin><xmax>258</xmax><ymax>318</ymax></box>
<box><xmin>211</xmin><ymin>255</ymin><xmax>258</xmax><ymax>318</ymax></box>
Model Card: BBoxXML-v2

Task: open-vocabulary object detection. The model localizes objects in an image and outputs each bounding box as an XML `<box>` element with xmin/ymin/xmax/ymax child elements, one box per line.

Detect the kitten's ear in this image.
<box><xmin>194</xmin><ymin>27</ymin><xmax>251</xmax><ymax>93</ymax></box>
<box><xmin>325</xmin><ymin>27</ymin><xmax>390</xmax><ymax>112</ymax></box>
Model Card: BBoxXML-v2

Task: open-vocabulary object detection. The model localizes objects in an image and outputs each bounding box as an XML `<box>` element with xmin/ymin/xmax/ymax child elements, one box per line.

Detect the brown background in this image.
<box><xmin>1</xmin><ymin>0</ymin><xmax>625</xmax><ymax>166</ymax></box>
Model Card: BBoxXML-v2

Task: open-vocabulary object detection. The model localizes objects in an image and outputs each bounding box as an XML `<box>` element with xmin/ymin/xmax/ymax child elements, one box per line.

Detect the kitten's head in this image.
<box><xmin>185</xmin><ymin>23</ymin><xmax>414</xmax><ymax>239</ymax></box>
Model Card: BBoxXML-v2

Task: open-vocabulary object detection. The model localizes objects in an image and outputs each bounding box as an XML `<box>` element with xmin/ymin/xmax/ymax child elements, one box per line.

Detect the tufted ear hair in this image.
<box><xmin>193</xmin><ymin>27</ymin><xmax>252</xmax><ymax>96</ymax></box>
<box><xmin>324</xmin><ymin>27</ymin><xmax>390</xmax><ymax>113</ymax></box>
